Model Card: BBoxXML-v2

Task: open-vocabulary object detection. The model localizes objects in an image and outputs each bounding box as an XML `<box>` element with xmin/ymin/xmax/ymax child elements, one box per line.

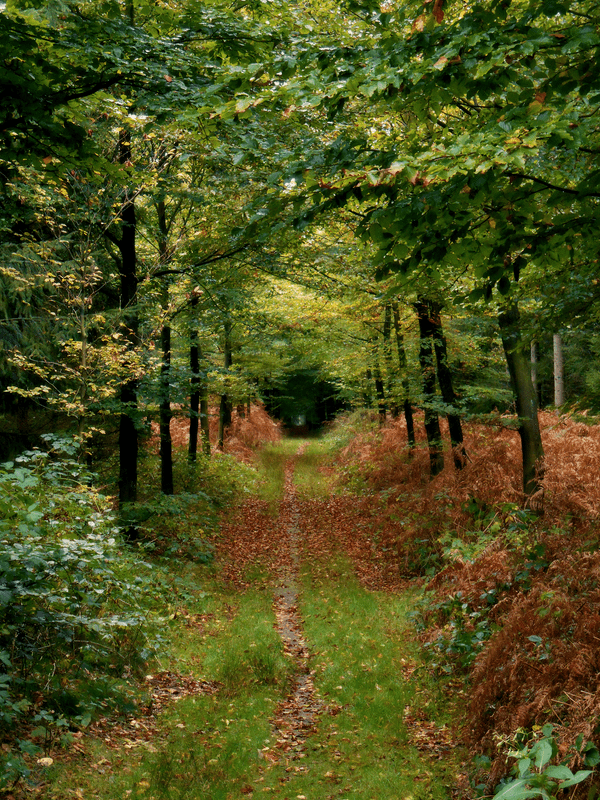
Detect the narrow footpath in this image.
<box><xmin>213</xmin><ymin>442</ymin><xmax>467</xmax><ymax>799</ymax></box>
<box><xmin>270</xmin><ymin>450</ymin><xmax>323</xmax><ymax>763</ymax></box>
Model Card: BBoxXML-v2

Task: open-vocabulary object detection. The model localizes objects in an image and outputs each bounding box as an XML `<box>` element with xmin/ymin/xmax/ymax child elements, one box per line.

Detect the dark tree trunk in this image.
<box><xmin>383</xmin><ymin>304</ymin><xmax>399</xmax><ymax>418</ymax></box>
<box><xmin>200</xmin><ymin>391</ymin><xmax>210</xmax><ymax>454</ymax></box>
<box><xmin>415</xmin><ymin>299</ymin><xmax>444</xmax><ymax>477</ymax></box>
<box><xmin>364</xmin><ymin>368</ymin><xmax>374</xmax><ymax>408</ymax></box>
<box><xmin>217</xmin><ymin>318</ymin><xmax>232</xmax><ymax>451</ymax></box>
<box><xmin>374</xmin><ymin>364</ymin><xmax>386</xmax><ymax>423</ymax></box>
<box><xmin>189</xmin><ymin>302</ymin><xmax>200</xmax><ymax>463</ymax></box>
<box><xmin>429</xmin><ymin>302</ymin><xmax>467</xmax><ymax>469</ymax></box>
<box><xmin>392</xmin><ymin>302</ymin><xmax>415</xmax><ymax>448</ymax></box>
<box><xmin>159</xmin><ymin>307</ymin><xmax>173</xmax><ymax>495</ymax></box>
<box><xmin>157</xmin><ymin>199</ymin><xmax>173</xmax><ymax>495</ymax></box>
<box><xmin>498</xmin><ymin>302</ymin><xmax>545</xmax><ymax>503</ymax></box>
<box><xmin>189</xmin><ymin>294</ymin><xmax>211</xmax><ymax>460</ymax></box>
<box><xmin>117</xmin><ymin>129</ymin><xmax>138</xmax><ymax>539</ymax></box>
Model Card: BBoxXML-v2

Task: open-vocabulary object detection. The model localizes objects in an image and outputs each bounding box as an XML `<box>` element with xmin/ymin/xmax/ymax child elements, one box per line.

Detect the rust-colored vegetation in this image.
<box><xmin>152</xmin><ymin>404</ymin><xmax>600</xmax><ymax>789</ymax></box>
<box><xmin>330</xmin><ymin>410</ymin><xmax>600</xmax><ymax>787</ymax></box>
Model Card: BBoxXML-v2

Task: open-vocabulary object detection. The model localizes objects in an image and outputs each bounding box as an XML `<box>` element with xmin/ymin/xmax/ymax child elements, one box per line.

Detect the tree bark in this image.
<box><xmin>415</xmin><ymin>299</ymin><xmax>444</xmax><ymax>477</ymax></box>
<box><xmin>498</xmin><ymin>302</ymin><xmax>545</xmax><ymax>503</ymax></box>
<box><xmin>382</xmin><ymin>304</ymin><xmax>399</xmax><ymax>418</ymax></box>
<box><xmin>217</xmin><ymin>317</ymin><xmax>232</xmax><ymax>451</ymax></box>
<box><xmin>117</xmin><ymin>129</ymin><xmax>139</xmax><ymax>539</ymax></box>
<box><xmin>531</xmin><ymin>340</ymin><xmax>539</xmax><ymax>405</ymax></box>
<box><xmin>392</xmin><ymin>302</ymin><xmax>415</xmax><ymax>449</ymax></box>
<box><xmin>157</xmin><ymin>199</ymin><xmax>173</xmax><ymax>495</ymax></box>
<box><xmin>553</xmin><ymin>332</ymin><xmax>565</xmax><ymax>408</ymax></box>
<box><xmin>189</xmin><ymin>295</ymin><xmax>200</xmax><ymax>461</ymax></box>
<box><xmin>429</xmin><ymin>302</ymin><xmax>467</xmax><ymax>469</ymax></box>
<box><xmin>189</xmin><ymin>293</ymin><xmax>211</xmax><ymax>461</ymax></box>
<box><xmin>374</xmin><ymin>362</ymin><xmax>386</xmax><ymax>423</ymax></box>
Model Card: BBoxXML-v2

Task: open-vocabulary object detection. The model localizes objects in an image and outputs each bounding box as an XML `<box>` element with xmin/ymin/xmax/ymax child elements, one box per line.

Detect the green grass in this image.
<box><xmin>293</xmin><ymin>438</ymin><xmax>335</xmax><ymax>499</ymax></box>
<box><xmin>253</xmin><ymin>555</ymin><xmax>464</xmax><ymax>800</ymax></box>
<box><xmin>42</xmin><ymin>436</ymin><xmax>464</xmax><ymax>800</ymax></box>
<box><xmin>255</xmin><ymin>439</ymin><xmax>304</xmax><ymax>512</ymax></box>
<box><xmin>44</xmin><ymin>573</ymin><xmax>294</xmax><ymax>800</ymax></box>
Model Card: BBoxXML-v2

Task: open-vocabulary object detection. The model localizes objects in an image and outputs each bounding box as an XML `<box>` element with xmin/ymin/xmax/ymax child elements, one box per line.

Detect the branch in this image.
<box><xmin>505</xmin><ymin>171</ymin><xmax>583</xmax><ymax>196</ymax></box>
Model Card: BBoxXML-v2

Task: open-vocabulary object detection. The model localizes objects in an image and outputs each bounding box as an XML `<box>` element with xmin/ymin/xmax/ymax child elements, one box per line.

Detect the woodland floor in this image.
<box><xmin>36</xmin><ymin>436</ymin><xmax>467</xmax><ymax>800</ymax></box>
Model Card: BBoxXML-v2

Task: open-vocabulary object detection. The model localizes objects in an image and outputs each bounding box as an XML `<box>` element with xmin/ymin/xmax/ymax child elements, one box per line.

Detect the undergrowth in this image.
<box><xmin>0</xmin><ymin>436</ymin><xmax>161</xmax><ymax>789</ymax></box>
<box><xmin>321</xmin><ymin>410</ymin><xmax>600</xmax><ymax>797</ymax></box>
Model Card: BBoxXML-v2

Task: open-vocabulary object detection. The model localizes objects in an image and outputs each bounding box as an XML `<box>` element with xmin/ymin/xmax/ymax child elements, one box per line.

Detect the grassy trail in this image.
<box><xmin>47</xmin><ymin>439</ymin><xmax>465</xmax><ymax>800</ymax></box>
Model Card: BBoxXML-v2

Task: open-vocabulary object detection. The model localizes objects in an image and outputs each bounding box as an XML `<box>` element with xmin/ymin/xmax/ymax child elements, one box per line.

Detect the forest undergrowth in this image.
<box><xmin>4</xmin><ymin>405</ymin><xmax>600</xmax><ymax>800</ymax></box>
<box><xmin>22</xmin><ymin>409</ymin><xmax>465</xmax><ymax>800</ymax></box>
<box><xmin>323</xmin><ymin>409</ymin><xmax>600</xmax><ymax>797</ymax></box>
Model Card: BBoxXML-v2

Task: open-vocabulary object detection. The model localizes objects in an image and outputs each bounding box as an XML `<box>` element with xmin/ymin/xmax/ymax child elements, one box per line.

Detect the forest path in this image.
<box><xmin>270</xmin><ymin>447</ymin><xmax>324</xmax><ymax>760</ymax></box>
<box><xmin>45</xmin><ymin>440</ymin><xmax>466</xmax><ymax>800</ymax></box>
<box><xmin>212</xmin><ymin>439</ymin><xmax>466</xmax><ymax>800</ymax></box>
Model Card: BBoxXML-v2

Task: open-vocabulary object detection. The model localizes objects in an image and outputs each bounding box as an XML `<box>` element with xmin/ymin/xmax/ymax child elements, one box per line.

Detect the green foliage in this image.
<box><xmin>418</xmin><ymin>592</ymin><xmax>494</xmax><ymax>674</ymax></box>
<box><xmin>132</xmin><ymin>450</ymin><xmax>259</xmax><ymax>555</ymax></box>
<box><xmin>0</xmin><ymin>435</ymin><xmax>161</xmax><ymax>783</ymax></box>
<box><xmin>492</xmin><ymin>725</ymin><xmax>596</xmax><ymax>800</ymax></box>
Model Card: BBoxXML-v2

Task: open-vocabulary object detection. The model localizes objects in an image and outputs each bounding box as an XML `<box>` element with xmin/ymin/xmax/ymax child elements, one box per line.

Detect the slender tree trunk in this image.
<box><xmin>429</xmin><ymin>302</ymin><xmax>467</xmax><ymax>469</ymax></box>
<box><xmin>159</xmin><ymin>294</ymin><xmax>173</xmax><ymax>495</ymax></box>
<box><xmin>364</xmin><ymin>368</ymin><xmax>374</xmax><ymax>408</ymax></box>
<box><xmin>383</xmin><ymin>305</ymin><xmax>399</xmax><ymax>418</ymax></box>
<box><xmin>189</xmin><ymin>296</ymin><xmax>200</xmax><ymax>461</ymax></box>
<box><xmin>189</xmin><ymin>294</ymin><xmax>211</xmax><ymax>460</ymax></box>
<box><xmin>415</xmin><ymin>299</ymin><xmax>444</xmax><ymax>477</ymax></box>
<box><xmin>78</xmin><ymin>302</ymin><xmax>87</xmax><ymax>440</ymax></box>
<box><xmin>392</xmin><ymin>302</ymin><xmax>415</xmax><ymax>449</ymax></box>
<box><xmin>200</xmin><ymin>388</ymin><xmax>210</xmax><ymax>455</ymax></box>
<box><xmin>157</xmin><ymin>199</ymin><xmax>173</xmax><ymax>495</ymax></box>
<box><xmin>217</xmin><ymin>318</ymin><xmax>232</xmax><ymax>451</ymax></box>
<box><xmin>117</xmin><ymin>129</ymin><xmax>139</xmax><ymax>539</ymax></box>
<box><xmin>374</xmin><ymin>362</ymin><xmax>386</xmax><ymax>423</ymax></box>
<box><xmin>531</xmin><ymin>340</ymin><xmax>539</xmax><ymax>405</ymax></box>
<box><xmin>498</xmin><ymin>302</ymin><xmax>545</xmax><ymax>503</ymax></box>
<box><xmin>553</xmin><ymin>333</ymin><xmax>565</xmax><ymax>409</ymax></box>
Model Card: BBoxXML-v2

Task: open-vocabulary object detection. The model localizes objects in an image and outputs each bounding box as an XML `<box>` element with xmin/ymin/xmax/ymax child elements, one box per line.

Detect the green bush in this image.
<box><xmin>0</xmin><ymin>435</ymin><xmax>160</xmax><ymax>772</ymax></box>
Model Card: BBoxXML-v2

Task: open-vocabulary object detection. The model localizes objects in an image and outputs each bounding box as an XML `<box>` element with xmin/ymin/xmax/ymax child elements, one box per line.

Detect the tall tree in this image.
<box><xmin>498</xmin><ymin>301</ymin><xmax>545</xmax><ymax>502</ymax></box>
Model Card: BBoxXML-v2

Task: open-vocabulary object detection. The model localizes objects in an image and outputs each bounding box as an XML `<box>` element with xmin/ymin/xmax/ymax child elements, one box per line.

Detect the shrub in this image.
<box><xmin>0</xmin><ymin>435</ymin><xmax>160</xmax><ymax>774</ymax></box>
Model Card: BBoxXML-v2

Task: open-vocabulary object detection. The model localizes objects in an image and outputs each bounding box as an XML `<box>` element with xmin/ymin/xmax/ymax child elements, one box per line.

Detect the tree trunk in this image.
<box><xmin>415</xmin><ymin>299</ymin><xmax>444</xmax><ymax>477</ymax></box>
<box><xmin>429</xmin><ymin>302</ymin><xmax>467</xmax><ymax>469</ymax></box>
<box><xmin>531</xmin><ymin>340</ymin><xmax>539</xmax><ymax>405</ymax></box>
<box><xmin>498</xmin><ymin>302</ymin><xmax>545</xmax><ymax>503</ymax></box>
<box><xmin>189</xmin><ymin>294</ymin><xmax>211</xmax><ymax>460</ymax></box>
<box><xmin>364</xmin><ymin>368</ymin><xmax>374</xmax><ymax>409</ymax></box>
<box><xmin>383</xmin><ymin>304</ymin><xmax>399</xmax><ymax>418</ymax></box>
<box><xmin>189</xmin><ymin>302</ymin><xmax>200</xmax><ymax>463</ymax></box>
<box><xmin>217</xmin><ymin>318</ymin><xmax>233</xmax><ymax>451</ymax></box>
<box><xmin>392</xmin><ymin>302</ymin><xmax>415</xmax><ymax>449</ymax></box>
<box><xmin>157</xmin><ymin>199</ymin><xmax>173</xmax><ymax>495</ymax></box>
<box><xmin>117</xmin><ymin>129</ymin><xmax>139</xmax><ymax>539</ymax></box>
<box><xmin>200</xmin><ymin>390</ymin><xmax>210</xmax><ymax>455</ymax></box>
<box><xmin>553</xmin><ymin>333</ymin><xmax>565</xmax><ymax>408</ymax></box>
<box><xmin>374</xmin><ymin>363</ymin><xmax>386</xmax><ymax>423</ymax></box>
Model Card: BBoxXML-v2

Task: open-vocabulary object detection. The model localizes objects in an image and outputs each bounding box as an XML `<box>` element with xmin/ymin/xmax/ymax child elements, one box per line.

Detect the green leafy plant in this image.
<box><xmin>0</xmin><ymin>435</ymin><xmax>163</xmax><ymax>785</ymax></box>
<box><xmin>421</xmin><ymin>592</ymin><xmax>493</xmax><ymax>673</ymax></box>
<box><xmin>493</xmin><ymin>725</ymin><xmax>598</xmax><ymax>800</ymax></box>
